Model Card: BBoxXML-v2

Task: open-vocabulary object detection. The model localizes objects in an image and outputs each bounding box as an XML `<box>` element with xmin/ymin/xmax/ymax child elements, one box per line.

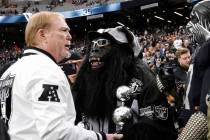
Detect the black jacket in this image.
<box><xmin>188</xmin><ymin>39</ymin><xmax>210</xmax><ymax>114</ymax></box>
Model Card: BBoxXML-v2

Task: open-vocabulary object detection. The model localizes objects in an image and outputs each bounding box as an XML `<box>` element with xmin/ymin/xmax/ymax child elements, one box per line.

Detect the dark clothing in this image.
<box><xmin>123</xmin><ymin>117</ymin><xmax>177</xmax><ymax>140</ymax></box>
<box><xmin>188</xmin><ymin>39</ymin><xmax>210</xmax><ymax>114</ymax></box>
<box><xmin>173</xmin><ymin>64</ymin><xmax>187</xmax><ymax>109</ymax></box>
<box><xmin>0</xmin><ymin>98</ymin><xmax>10</xmax><ymax>140</ymax></box>
<box><xmin>173</xmin><ymin>65</ymin><xmax>188</xmax><ymax>82</ymax></box>
<box><xmin>0</xmin><ymin>119</ymin><xmax>10</xmax><ymax>140</ymax></box>
<box><xmin>129</xmin><ymin>59</ymin><xmax>177</xmax><ymax>140</ymax></box>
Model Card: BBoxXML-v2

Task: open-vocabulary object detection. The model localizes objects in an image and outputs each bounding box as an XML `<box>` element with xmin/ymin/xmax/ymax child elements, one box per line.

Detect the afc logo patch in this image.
<box><xmin>38</xmin><ymin>84</ymin><xmax>60</xmax><ymax>102</ymax></box>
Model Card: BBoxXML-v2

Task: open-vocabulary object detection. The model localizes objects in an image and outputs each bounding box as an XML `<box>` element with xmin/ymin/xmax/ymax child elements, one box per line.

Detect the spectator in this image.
<box><xmin>174</xmin><ymin>48</ymin><xmax>191</xmax><ymax>82</ymax></box>
<box><xmin>182</xmin><ymin>38</ymin><xmax>195</xmax><ymax>54</ymax></box>
<box><xmin>173</xmin><ymin>37</ymin><xmax>182</xmax><ymax>49</ymax></box>
<box><xmin>173</xmin><ymin>48</ymin><xmax>191</xmax><ymax>126</ymax></box>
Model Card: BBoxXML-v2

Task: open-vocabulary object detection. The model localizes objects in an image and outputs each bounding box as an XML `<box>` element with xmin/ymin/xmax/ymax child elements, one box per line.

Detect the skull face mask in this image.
<box><xmin>89</xmin><ymin>38</ymin><xmax>111</xmax><ymax>70</ymax></box>
<box><xmin>186</xmin><ymin>0</ymin><xmax>210</xmax><ymax>45</ymax></box>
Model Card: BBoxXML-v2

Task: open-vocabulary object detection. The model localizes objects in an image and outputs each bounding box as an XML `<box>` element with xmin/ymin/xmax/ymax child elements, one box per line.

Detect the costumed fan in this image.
<box><xmin>72</xmin><ymin>25</ymin><xmax>177</xmax><ymax>140</ymax></box>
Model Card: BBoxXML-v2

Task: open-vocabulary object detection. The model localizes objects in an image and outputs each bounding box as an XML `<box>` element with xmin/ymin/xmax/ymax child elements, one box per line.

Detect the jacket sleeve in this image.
<box><xmin>28</xmin><ymin>71</ymin><xmax>102</xmax><ymax>140</ymax></box>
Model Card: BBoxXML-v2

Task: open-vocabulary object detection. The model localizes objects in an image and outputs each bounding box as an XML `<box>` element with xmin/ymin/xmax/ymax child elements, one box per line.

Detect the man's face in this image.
<box><xmin>166</xmin><ymin>51</ymin><xmax>175</xmax><ymax>60</ymax></box>
<box><xmin>89</xmin><ymin>38</ymin><xmax>111</xmax><ymax>70</ymax></box>
<box><xmin>178</xmin><ymin>52</ymin><xmax>191</xmax><ymax>70</ymax></box>
<box><xmin>46</xmin><ymin>17</ymin><xmax>71</xmax><ymax>63</ymax></box>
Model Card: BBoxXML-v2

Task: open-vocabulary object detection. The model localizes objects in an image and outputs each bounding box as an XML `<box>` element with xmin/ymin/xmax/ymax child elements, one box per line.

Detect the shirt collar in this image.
<box><xmin>23</xmin><ymin>47</ymin><xmax>57</xmax><ymax>63</ymax></box>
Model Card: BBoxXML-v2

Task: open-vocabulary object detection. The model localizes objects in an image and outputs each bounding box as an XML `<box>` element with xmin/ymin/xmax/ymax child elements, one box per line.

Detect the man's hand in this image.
<box><xmin>68</xmin><ymin>59</ymin><xmax>83</xmax><ymax>73</ymax></box>
<box><xmin>106</xmin><ymin>133</ymin><xmax>123</xmax><ymax>140</ymax></box>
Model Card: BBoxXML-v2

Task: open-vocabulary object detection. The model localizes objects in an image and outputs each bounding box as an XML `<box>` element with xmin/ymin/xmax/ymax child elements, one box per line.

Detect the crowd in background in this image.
<box><xmin>0</xmin><ymin>24</ymin><xmax>194</xmax><ymax>78</ymax></box>
<box><xmin>0</xmin><ymin>0</ymin><xmax>116</xmax><ymax>15</ymax></box>
<box><xmin>139</xmin><ymin>26</ymin><xmax>194</xmax><ymax>72</ymax></box>
<box><xmin>0</xmin><ymin>42</ymin><xmax>22</xmax><ymax>69</ymax></box>
<box><xmin>0</xmin><ymin>24</ymin><xmax>193</xmax><ymax>69</ymax></box>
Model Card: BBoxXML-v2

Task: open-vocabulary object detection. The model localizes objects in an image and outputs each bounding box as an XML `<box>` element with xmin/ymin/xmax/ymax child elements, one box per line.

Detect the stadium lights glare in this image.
<box><xmin>154</xmin><ymin>16</ymin><xmax>164</xmax><ymax>20</ymax></box>
<box><xmin>174</xmin><ymin>11</ymin><xmax>183</xmax><ymax>17</ymax></box>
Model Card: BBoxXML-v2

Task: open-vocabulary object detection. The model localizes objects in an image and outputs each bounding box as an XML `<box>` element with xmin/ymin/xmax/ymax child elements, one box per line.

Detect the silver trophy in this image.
<box><xmin>113</xmin><ymin>79</ymin><xmax>143</xmax><ymax>132</ymax></box>
<box><xmin>113</xmin><ymin>86</ymin><xmax>133</xmax><ymax>132</ymax></box>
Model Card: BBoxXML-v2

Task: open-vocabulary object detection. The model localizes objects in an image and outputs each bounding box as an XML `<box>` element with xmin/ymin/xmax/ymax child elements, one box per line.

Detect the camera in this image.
<box><xmin>60</xmin><ymin>63</ymin><xmax>77</xmax><ymax>75</ymax></box>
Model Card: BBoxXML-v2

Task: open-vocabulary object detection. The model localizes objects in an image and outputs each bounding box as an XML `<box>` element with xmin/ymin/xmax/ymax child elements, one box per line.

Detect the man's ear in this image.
<box><xmin>36</xmin><ymin>28</ymin><xmax>47</xmax><ymax>40</ymax></box>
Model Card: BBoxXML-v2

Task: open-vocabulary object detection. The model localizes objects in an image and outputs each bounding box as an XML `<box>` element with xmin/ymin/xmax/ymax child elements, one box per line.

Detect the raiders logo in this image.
<box><xmin>154</xmin><ymin>105</ymin><xmax>168</xmax><ymax>120</ymax></box>
<box><xmin>0</xmin><ymin>74</ymin><xmax>15</xmax><ymax>126</ymax></box>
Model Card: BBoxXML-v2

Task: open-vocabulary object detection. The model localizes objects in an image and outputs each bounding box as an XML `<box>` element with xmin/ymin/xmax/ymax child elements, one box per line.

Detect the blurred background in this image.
<box><xmin>0</xmin><ymin>0</ymin><xmax>201</xmax><ymax>67</ymax></box>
